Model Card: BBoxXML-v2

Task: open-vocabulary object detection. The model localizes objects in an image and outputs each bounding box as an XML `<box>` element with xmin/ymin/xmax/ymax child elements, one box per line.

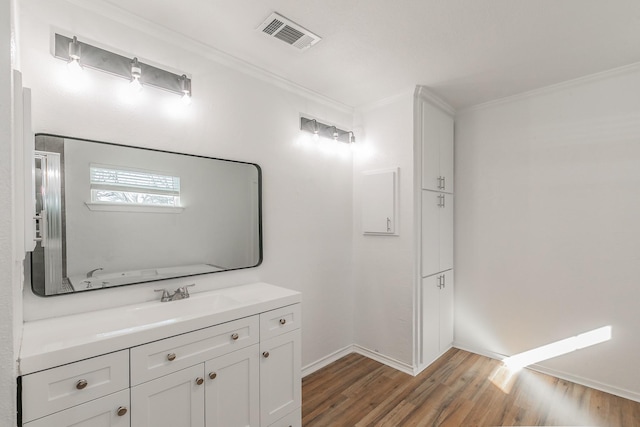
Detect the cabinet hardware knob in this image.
<box><xmin>167</xmin><ymin>353</ymin><xmax>176</xmax><ymax>361</ymax></box>
<box><xmin>209</xmin><ymin>372</ymin><xmax>217</xmax><ymax>380</ymax></box>
<box><xmin>231</xmin><ymin>333</ymin><xmax>239</xmax><ymax>340</ymax></box>
<box><xmin>116</xmin><ymin>406</ymin><xmax>128</xmax><ymax>416</ymax></box>
<box><xmin>279</xmin><ymin>318</ymin><xmax>286</xmax><ymax>325</ymax></box>
<box><xmin>196</xmin><ymin>377</ymin><xmax>204</xmax><ymax>385</ymax></box>
<box><xmin>75</xmin><ymin>379</ymin><xmax>88</xmax><ymax>390</ymax></box>
<box><xmin>262</xmin><ymin>351</ymin><xmax>270</xmax><ymax>358</ymax></box>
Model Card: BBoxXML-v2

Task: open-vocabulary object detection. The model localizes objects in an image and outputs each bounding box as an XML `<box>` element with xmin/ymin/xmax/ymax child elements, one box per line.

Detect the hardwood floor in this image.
<box><xmin>302</xmin><ymin>348</ymin><xmax>640</xmax><ymax>426</ymax></box>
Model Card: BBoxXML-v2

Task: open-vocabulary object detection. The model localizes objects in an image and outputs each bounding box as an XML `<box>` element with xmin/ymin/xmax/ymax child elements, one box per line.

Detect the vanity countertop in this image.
<box><xmin>20</xmin><ymin>282</ymin><xmax>301</xmax><ymax>375</ymax></box>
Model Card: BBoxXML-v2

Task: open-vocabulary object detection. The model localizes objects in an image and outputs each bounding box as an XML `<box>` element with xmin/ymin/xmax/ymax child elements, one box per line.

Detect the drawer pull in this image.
<box><xmin>231</xmin><ymin>333</ymin><xmax>239</xmax><ymax>341</ymax></box>
<box><xmin>209</xmin><ymin>372</ymin><xmax>217</xmax><ymax>380</ymax></box>
<box><xmin>195</xmin><ymin>377</ymin><xmax>204</xmax><ymax>385</ymax></box>
<box><xmin>167</xmin><ymin>353</ymin><xmax>177</xmax><ymax>361</ymax></box>
<box><xmin>262</xmin><ymin>351</ymin><xmax>270</xmax><ymax>358</ymax></box>
<box><xmin>279</xmin><ymin>318</ymin><xmax>287</xmax><ymax>325</ymax></box>
<box><xmin>117</xmin><ymin>406</ymin><xmax>128</xmax><ymax>417</ymax></box>
<box><xmin>75</xmin><ymin>379</ymin><xmax>88</xmax><ymax>390</ymax></box>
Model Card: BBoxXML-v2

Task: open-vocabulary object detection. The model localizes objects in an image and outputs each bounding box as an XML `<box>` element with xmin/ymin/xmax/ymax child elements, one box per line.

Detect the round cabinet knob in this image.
<box><xmin>167</xmin><ymin>353</ymin><xmax>176</xmax><ymax>361</ymax></box>
<box><xmin>279</xmin><ymin>318</ymin><xmax>287</xmax><ymax>325</ymax></box>
<box><xmin>231</xmin><ymin>333</ymin><xmax>239</xmax><ymax>341</ymax></box>
<box><xmin>76</xmin><ymin>379</ymin><xmax>88</xmax><ymax>390</ymax></box>
<box><xmin>116</xmin><ymin>406</ymin><xmax>128</xmax><ymax>417</ymax></box>
<box><xmin>262</xmin><ymin>351</ymin><xmax>270</xmax><ymax>358</ymax></box>
<box><xmin>209</xmin><ymin>372</ymin><xmax>217</xmax><ymax>380</ymax></box>
<box><xmin>195</xmin><ymin>377</ymin><xmax>204</xmax><ymax>385</ymax></box>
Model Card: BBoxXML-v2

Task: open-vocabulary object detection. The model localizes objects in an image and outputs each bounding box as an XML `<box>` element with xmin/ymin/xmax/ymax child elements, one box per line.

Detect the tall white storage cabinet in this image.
<box><xmin>416</xmin><ymin>88</ymin><xmax>455</xmax><ymax>369</ymax></box>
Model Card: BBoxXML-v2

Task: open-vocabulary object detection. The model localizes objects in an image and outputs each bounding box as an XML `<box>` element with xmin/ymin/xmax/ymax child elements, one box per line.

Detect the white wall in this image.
<box><xmin>1</xmin><ymin>0</ymin><xmax>21</xmax><ymax>424</ymax></box>
<box><xmin>455</xmin><ymin>64</ymin><xmax>640</xmax><ymax>400</ymax></box>
<box><xmin>19</xmin><ymin>0</ymin><xmax>355</xmax><ymax>370</ymax></box>
<box><xmin>352</xmin><ymin>92</ymin><xmax>416</xmax><ymax>368</ymax></box>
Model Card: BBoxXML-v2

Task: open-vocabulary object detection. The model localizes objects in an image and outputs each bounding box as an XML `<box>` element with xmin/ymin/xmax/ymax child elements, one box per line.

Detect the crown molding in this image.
<box><xmin>414</xmin><ymin>86</ymin><xmax>455</xmax><ymax>116</ymax></box>
<box><xmin>64</xmin><ymin>0</ymin><xmax>355</xmax><ymax>115</ymax></box>
<box><xmin>458</xmin><ymin>61</ymin><xmax>640</xmax><ymax>115</ymax></box>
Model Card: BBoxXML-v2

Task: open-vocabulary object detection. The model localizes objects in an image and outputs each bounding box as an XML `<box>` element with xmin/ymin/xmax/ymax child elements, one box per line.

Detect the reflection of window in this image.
<box><xmin>90</xmin><ymin>164</ymin><xmax>181</xmax><ymax>207</ymax></box>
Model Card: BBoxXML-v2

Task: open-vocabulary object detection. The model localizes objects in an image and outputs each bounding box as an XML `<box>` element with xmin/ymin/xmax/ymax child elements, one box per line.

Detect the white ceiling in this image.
<box><xmin>102</xmin><ymin>0</ymin><xmax>640</xmax><ymax>109</ymax></box>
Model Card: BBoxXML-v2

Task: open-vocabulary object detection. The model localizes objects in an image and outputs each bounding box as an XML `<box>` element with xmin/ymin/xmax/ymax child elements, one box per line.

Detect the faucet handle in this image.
<box><xmin>154</xmin><ymin>289</ymin><xmax>170</xmax><ymax>301</ymax></box>
<box><xmin>182</xmin><ymin>284</ymin><xmax>196</xmax><ymax>297</ymax></box>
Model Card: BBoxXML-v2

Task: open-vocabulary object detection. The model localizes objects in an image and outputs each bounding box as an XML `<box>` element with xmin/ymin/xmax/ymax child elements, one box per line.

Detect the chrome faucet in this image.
<box><xmin>86</xmin><ymin>268</ymin><xmax>103</xmax><ymax>278</ymax></box>
<box><xmin>155</xmin><ymin>284</ymin><xmax>195</xmax><ymax>302</ymax></box>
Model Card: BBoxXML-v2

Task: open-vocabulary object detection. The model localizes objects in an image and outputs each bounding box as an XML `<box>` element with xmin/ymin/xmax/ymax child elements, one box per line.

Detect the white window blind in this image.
<box><xmin>90</xmin><ymin>164</ymin><xmax>181</xmax><ymax>207</ymax></box>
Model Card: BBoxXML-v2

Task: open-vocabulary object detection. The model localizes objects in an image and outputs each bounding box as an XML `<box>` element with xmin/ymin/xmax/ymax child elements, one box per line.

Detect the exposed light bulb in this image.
<box><xmin>179</xmin><ymin>75</ymin><xmax>192</xmax><ymax>106</ymax></box>
<box><xmin>130</xmin><ymin>77</ymin><xmax>143</xmax><ymax>93</ymax></box>
<box><xmin>67</xmin><ymin>36</ymin><xmax>83</xmax><ymax>75</ymax></box>
<box><xmin>130</xmin><ymin>57</ymin><xmax>143</xmax><ymax>93</ymax></box>
<box><xmin>331</xmin><ymin>126</ymin><xmax>339</xmax><ymax>140</ymax></box>
<box><xmin>67</xmin><ymin>58</ymin><xmax>83</xmax><ymax>75</ymax></box>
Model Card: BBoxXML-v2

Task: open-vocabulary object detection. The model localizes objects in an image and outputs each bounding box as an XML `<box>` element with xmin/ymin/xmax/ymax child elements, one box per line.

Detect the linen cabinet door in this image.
<box><xmin>421</xmin><ymin>100</ymin><xmax>441</xmax><ymax>192</ymax></box>
<box><xmin>205</xmin><ymin>345</ymin><xmax>259</xmax><ymax>427</ymax></box>
<box><xmin>420</xmin><ymin>274</ymin><xmax>441</xmax><ymax>366</ymax></box>
<box><xmin>421</xmin><ymin>190</ymin><xmax>441</xmax><ymax>277</ymax></box>
<box><xmin>260</xmin><ymin>329</ymin><xmax>301</xmax><ymax>426</ymax></box>
<box><xmin>131</xmin><ymin>364</ymin><xmax>205</xmax><ymax>427</ymax></box>
<box><xmin>439</xmin><ymin>112</ymin><xmax>454</xmax><ymax>193</ymax></box>
<box><xmin>439</xmin><ymin>270</ymin><xmax>454</xmax><ymax>351</ymax></box>
<box><xmin>439</xmin><ymin>193</ymin><xmax>454</xmax><ymax>272</ymax></box>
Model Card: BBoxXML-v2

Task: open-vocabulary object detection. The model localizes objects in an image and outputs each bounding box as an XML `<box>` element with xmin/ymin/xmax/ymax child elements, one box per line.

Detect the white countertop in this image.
<box><xmin>20</xmin><ymin>282</ymin><xmax>301</xmax><ymax>375</ymax></box>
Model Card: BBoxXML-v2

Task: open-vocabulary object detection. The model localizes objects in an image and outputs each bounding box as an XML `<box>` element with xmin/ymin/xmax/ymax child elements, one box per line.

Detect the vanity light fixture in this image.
<box><xmin>53</xmin><ymin>33</ymin><xmax>192</xmax><ymax>100</ymax></box>
<box><xmin>300</xmin><ymin>116</ymin><xmax>355</xmax><ymax>144</ymax></box>
<box><xmin>67</xmin><ymin>36</ymin><xmax>82</xmax><ymax>74</ymax></box>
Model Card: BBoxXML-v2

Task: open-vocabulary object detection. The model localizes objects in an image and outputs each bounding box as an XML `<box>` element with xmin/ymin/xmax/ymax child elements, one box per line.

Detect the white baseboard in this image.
<box><xmin>453</xmin><ymin>341</ymin><xmax>640</xmax><ymax>403</ymax></box>
<box><xmin>351</xmin><ymin>345</ymin><xmax>415</xmax><ymax>376</ymax></box>
<box><xmin>302</xmin><ymin>345</ymin><xmax>416</xmax><ymax>378</ymax></box>
<box><xmin>302</xmin><ymin>345</ymin><xmax>354</xmax><ymax>378</ymax></box>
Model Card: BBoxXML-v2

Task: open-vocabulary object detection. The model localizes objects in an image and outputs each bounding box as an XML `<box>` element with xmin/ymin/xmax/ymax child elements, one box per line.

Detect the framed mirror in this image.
<box><xmin>31</xmin><ymin>134</ymin><xmax>262</xmax><ymax>296</ymax></box>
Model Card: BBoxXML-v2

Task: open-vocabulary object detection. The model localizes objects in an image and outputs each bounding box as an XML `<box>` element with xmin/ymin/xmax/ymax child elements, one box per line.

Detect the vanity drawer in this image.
<box><xmin>24</xmin><ymin>388</ymin><xmax>130</xmax><ymax>427</ymax></box>
<box><xmin>131</xmin><ymin>315</ymin><xmax>259</xmax><ymax>385</ymax></box>
<box><xmin>260</xmin><ymin>304</ymin><xmax>301</xmax><ymax>340</ymax></box>
<box><xmin>21</xmin><ymin>350</ymin><xmax>129</xmax><ymax>423</ymax></box>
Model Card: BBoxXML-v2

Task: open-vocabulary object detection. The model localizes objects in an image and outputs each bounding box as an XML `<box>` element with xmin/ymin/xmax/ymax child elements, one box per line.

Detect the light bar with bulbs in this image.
<box><xmin>300</xmin><ymin>116</ymin><xmax>355</xmax><ymax>143</ymax></box>
<box><xmin>53</xmin><ymin>33</ymin><xmax>192</xmax><ymax>102</ymax></box>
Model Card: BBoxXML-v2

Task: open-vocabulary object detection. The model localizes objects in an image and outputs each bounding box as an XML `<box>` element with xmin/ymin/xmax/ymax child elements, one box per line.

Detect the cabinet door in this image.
<box><xmin>421</xmin><ymin>101</ymin><xmax>441</xmax><ymax>192</ymax></box>
<box><xmin>421</xmin><ymin>191</ymin><xmax>440</xmax><ymax>277</ymax></box>
<box><xmin>439</xmin><ymin>270</ymin><xmax>454</xmax><ymax>351</ymax></box>
<box><xmin>421</xmin><ymin>100</ymin><xmax>454</xmax><ymax>193</ymax></box>
<box><xmin>205</xmin><ymin>345</ymin><xmax>259</xmax><ymax>427</ymax></box>
<box><xmin>421</xmin><ymin>275</ymin><xmax>441</xmax><ymax>366</ymax></box>
<box><xmin>439</xmin><ymin>193</ymin><xmax>454</xmax><ymax>272</ymax></box>
<box><xmin>24</xmin><ymin>389</ymin><xmax>130</xmax><ymax>427</ymax></box>
<box><xmin>439</xmin><ymin>113</ymin><xmax>454</xmax><ymax>193</ymax></box>
<box><xmin>362</xmin><ymin>169</ymin><xmax>397</xmax><ymax>234</ymax></box>
<box><xmin>131</xmin><ymin>364</ymin><xmax>205</xmax><ymax>427</ymax></box>
<box><xmin>260</xmin><ymin>330</ymin><xmax>301</xmax><ymax>427</ymax></box>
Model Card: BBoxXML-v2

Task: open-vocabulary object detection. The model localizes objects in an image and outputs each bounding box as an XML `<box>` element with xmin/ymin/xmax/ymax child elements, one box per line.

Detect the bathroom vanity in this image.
<box><xmin>19</xmin><ymin>282</ymin><xmax>301</xmax><ymax>427</ymax></box>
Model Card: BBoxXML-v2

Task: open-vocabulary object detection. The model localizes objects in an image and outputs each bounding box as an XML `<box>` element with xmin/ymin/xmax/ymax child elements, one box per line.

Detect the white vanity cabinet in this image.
<box><xmin>19</xmin><ymin>283</ymin><xmax>302</xmax><ymax>427</ymax></box>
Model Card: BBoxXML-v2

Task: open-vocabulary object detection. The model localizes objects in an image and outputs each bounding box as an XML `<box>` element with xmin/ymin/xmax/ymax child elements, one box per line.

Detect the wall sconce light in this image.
<box><xmin>300</xmin><ymin>116</ymin><xmax>355</xmax><ymax>144</ymax></box>
<box><xmin>53</xmin><ymin>33</ymin><xmax>192</xmax><ymax>99</ymax></box>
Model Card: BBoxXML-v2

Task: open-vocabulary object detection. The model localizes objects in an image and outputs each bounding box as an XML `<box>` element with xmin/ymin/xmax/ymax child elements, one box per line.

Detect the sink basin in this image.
<box><xmin>126</xmin><ymin>292</ymin><xmax>244</xmax><ymax>326</ymax></box>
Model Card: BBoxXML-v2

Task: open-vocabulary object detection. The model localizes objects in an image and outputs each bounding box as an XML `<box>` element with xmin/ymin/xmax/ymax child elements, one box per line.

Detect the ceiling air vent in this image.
<box><xmin>257</xmin><ymin>12</ymin><xmax>321</xmax><ymax>51</ymax></box>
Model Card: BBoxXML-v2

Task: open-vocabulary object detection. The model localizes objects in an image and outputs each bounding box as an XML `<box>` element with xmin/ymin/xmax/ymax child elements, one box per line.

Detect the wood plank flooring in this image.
<box><xmin>302</xmin><ymin>348</ymin><xmax>640</xmax><ymax>426</ymax></box>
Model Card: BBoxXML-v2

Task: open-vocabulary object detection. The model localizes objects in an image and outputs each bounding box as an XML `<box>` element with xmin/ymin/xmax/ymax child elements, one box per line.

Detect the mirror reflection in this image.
<box><xmin>32</xmin><ymin>134</ymin><xmax>262</xmax><ymax>296</ymax></box>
